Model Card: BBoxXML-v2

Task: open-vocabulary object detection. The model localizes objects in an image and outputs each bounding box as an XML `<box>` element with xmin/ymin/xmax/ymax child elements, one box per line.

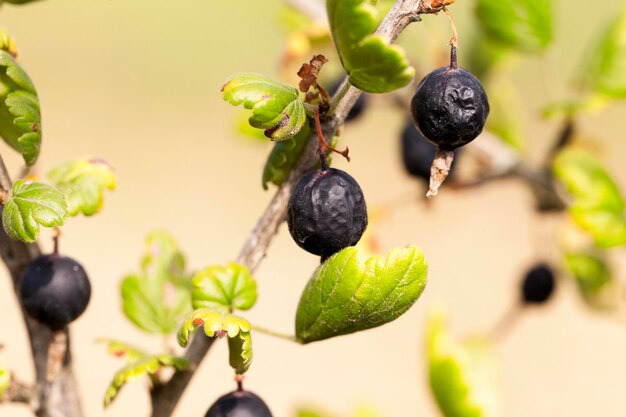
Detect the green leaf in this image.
<box><xmin>191</xmin><ymin>262</ymin><xmax>257</xmax><ymax>313</ymax></box>
<box><xmin>579</xmin><ymin>6</ymin><xmax>626</xmax><ymax>99</ymax></box>
<box><xmin>0</xmin><ymin>366</ymin><xmax>9</xmax><ymax>398</ymax></box>
<box><xmin>120</xmin><ymin>231</ymin><xmax>192</xmax><ymax>334</ymax></box>
<box><xmin>475</xmin><ymin>0</ymin><xmax>553</xmax><ymax>53</ymax></box>
<box><xmin>553</xmin><ymin>149</ymin><xmax>626</xmax><ymax>247</ymax></box>
<box><xmin>48</xmin><ymin>157</ymin><xmax>116</xmax><ymax>217</ymax></box>
<box><xmin>103</xmin><ymin>354</ymin><xmax>189</xmax><ymax>408</ymax></box>
<box><xmin>177</xmin><ymin>309</ymin><xmax>252</xmax><ymax>374</ymax></box>
<box><xmin>3</xmin><ymin>0</ymin><xmax>44</xmax><ymax>4</ymax></box>
<box><xmin>222</xmin><ymin>73</ymin><xmax>306</xmax><ymax>141</ymax></box>
<box><xmin>295</xmin><ymin>245</ymin><xmax>428</xmax><ymax>344</ymax></box>
<box><xmin>0</xmin><ymin>51</ymin><xmax>41</xmax><ymax>166</ymax></box>
<box><xmin>262</xmin><ymin>122</ymin><xmax>310</xmax><ymax>189</ymax></box>
<box><xmin>2</xmin><ymin>180</ymin><xmax>67</xmax><ymax>243</ymax></box>
<box><xmin>427</xmin><ymin>311</ymin><xmax>499</xmax><ymax>417</ymax></box>
<box><xmin>98</xmin><ymin>339</ymin><xmax>149</xmax><ymax>363</ymax></box>
<box><xmin>484</xmin><ymin>77</ymin><xmax>525</xmax><ymax>151</ymax></box>
<box><xmin>565</xmin><ymin>251</ymin><xmax>619</xmax><ymax>311</ymax></box>
<box><xmin>326</xmin><ymin>0</ymin><xmax>414</xmax><ymax>93</ymax></box>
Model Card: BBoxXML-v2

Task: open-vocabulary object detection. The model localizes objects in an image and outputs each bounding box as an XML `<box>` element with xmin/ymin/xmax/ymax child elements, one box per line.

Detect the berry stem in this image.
<box><xmin>252</xmin><ymin>324</ymin><xmax>299</xmax><ymax>343</ymax></box>
<box><xmin>426</xmin><ymin>149</ymin><xmax>455</xmax><ymax>198</ymax></box>
<box><xmin>235</xmin><ymin>374</ymin><xmax>245</xmax><ymax>392</ymax></box>
<box><xmin>443</xmin><ymin>8</ymin><xmax>458</xmax><ymax>68</ymax></box>
<box><xmin>488</xmin><ymin>302</ymin><xmax>523</xmax><ymax>342</ymax></box>
<box><xmin>314</xmin><ymin>109</ymin><xmax>350</xmax><ymax>168</ymax></box>
<box><xmin>53</xmin><ymin>228</ymin><xmax>61</xmax><ymax>255</ymax></box>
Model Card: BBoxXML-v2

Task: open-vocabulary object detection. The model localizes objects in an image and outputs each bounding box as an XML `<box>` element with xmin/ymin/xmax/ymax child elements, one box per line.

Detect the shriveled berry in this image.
<box><xmin>330</xmin><ymin>78</ymin><xmax>367</xmax><ymax>122</ymax></box>
<box><xmin>20</xmin><ymin>254</ymin><xmax>91</xmax><ymax>329</ymax></box>
<box><xmin>401</xmin><ymin>118</ymin><xmax>460</xmax><ymax>182</ymax></box>
<box><xmin>521</xmin><ymin>264</ymin><xmax>555</xmax><ymax>304</ymax></box>
<box><xmin>410</xmin><ymin>66</ymin><xmax>489</xmax><ymax>151</ymax></box>
<box><xmin>205</xmin><ymin>390</ymin><xmax>273</xmax><ymax>417</ymax></box>
<box><xmin>288</xmin><ymin>168</ymin><xmax>367</xmax><ymax>258</ymax></box>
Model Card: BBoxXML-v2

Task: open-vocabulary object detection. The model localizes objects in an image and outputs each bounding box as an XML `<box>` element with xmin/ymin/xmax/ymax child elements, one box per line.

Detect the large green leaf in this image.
<box><xmin>564</xmin><ymin>251</ymin><xmax>619</xmax><ymax>311</ymax></box>
<box><xmin>475</xmin><ymin>0</ymin><xmax>553</xmax><ymax>53</ymax></box>
<box><xmin>0</xmin><ymin>51</ymin><xmax>41</xmax><ymax>166</ymax></box>
<box><xmin>120</xmin><ymin>231</ymin><xmax>192</xmax><ymax>334</ymax></box>
<box><xmin>48</xmin><ymin>157</ymin><xmax>116</xmax><ymax>217</ymax></box>
<box><xmin>2</xmin><ymin>180</ymin><xmax>68</xmax><ymax>243</ymax></box>
<box><xmin>222</xmin><ymin>73</ymin><xmax>306</xmax><ymax>141</ymax></box>
<box><xmin>427</xmin><ymin>311</ymin><xmax>498</xmax><ymax>417</ymax></box>
<box><xmin>326</xmin><ymin>0</ymin><xmax>414</xmax><ymax>93</ymax></box>
<box><xmin>103</xmin><ymin>354</ymin><xmax>189</xmax><ymax>408</ymax></box>
<box><xmin>579</xmin><ymin>6</ymin><xmax>626</xmax><ymax>99</ymax></box>
<box><xmin>177</xmin><ymin>309</ymin><xmax>252</xmax><ymax>374</ymax></box>
<box><xmin>192</xmin><ymin>262</ymin><xmax>257</xmax><ymax>313</ymax></box>
<box><xmin>295</xmin><ymin>245</ymin><xmax>427</xmax><ymax>344</ymax></box>
<box><xmin>0</xmin><ymin>366</ymin><xmax>9</xmax><ymax>398</ymax></box>
<box><xmin>262</xmin><ymin>122</ymin><xmax>310</xmax><ymax>189</ymax></box>
<box><xmin>553</xmin><ymin>149</ymin><xmax>626</xmax><ymax>247</ymax></box>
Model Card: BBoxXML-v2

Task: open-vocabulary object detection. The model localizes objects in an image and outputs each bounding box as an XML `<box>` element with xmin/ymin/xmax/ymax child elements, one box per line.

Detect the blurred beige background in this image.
<box><xmin>1</xmin><ymin>1</ymin><xmax>626</xmax><ymax>417</ymax></box>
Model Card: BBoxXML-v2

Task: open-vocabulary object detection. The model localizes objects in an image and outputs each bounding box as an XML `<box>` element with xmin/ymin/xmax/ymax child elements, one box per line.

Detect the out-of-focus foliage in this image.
<box><xmin>564</xmin><ymin>251</ymin><xmax>620</xmax><ymax>311</ymax></box>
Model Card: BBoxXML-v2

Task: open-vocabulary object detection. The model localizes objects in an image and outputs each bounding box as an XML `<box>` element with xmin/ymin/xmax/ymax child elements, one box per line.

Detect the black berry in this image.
<box><xmin>288</xmin><ymin>168</ymin><xmax>367</xmax><ymax>258</ymax></box>
<box><xmin>330</xmin><ymin>78</ymin><xmax>367</xmax><ymax>122</ymax></box>
<box><xmin>205</xmin><ymin>390</ymin><xmax>273</xmax><ymax>417</ymax></box>
<box><xmin>521</xmin><ymin>264</ymin><xmax>555</xmax><ymax>304</ymax></box>
<box><xmin>401</xmin><ymin>118</ymin><xmax>460</xmax><ymax>182</ymax></box>
<box><xmin>20</xmin><ymin>254</ymin><xmax>91</xmax><ymax>329</ymax></box>
<box><xmin>410</xmin><ymin>66</ymin><xmax>489</xmax><ymax>151</ymax></box>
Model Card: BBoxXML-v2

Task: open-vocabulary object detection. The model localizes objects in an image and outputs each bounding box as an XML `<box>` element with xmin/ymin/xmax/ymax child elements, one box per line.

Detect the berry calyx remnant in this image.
<box><xmin>205</xmin><ymin>390</ymin><xmax>273</xmax><ymax>417</ymax></box>
<box><xmin>288</xmin><ymin>168</ymin><xmax>368</xmax><ymax>259</ymax></box>
<box><xmin>410</xmin><ymin>45</ymin><xmax>489</xmax><ymax>197</ymax></box>
<box><xmin>20</xmin><ymin>254</ymin><xmax>91</xmax><ymax>329</ymax></box>
<box><xmin>521</xmin><ymin>264</ymin><xmax>555</xmax><ymax>304</ymax></box>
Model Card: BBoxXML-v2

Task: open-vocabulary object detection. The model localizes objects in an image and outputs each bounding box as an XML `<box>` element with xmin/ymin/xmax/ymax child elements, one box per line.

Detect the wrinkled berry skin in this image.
<box><xmin>20</xmin><ymin>254</ymin><xmax>91</xmax><ymax>329</ymax></box>
<box><xmin>410</xmin><ymin>66</ymin><xmax>489</xmax><ymax>150</ymax></box>
<box><xmin>288</xmin><ymin>168</ymin><xmax>367</xmax><ymax>258</ymax></box>
<box><xmin>330</xmin><ymin>78</ymin><xmax>367</xmax><ymax>122</ymax></box>
<box><xmin>521</xmin><ymin>264</ymin><xmax>555</xmax><ymax>304</ymax></box>
<box><xmin>205</xmin><ymin>390</ymin><xmax>273</xmax><ymax>417</ymax></box>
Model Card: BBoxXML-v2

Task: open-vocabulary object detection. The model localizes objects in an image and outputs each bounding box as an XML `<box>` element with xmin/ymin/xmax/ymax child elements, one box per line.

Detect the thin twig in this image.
<box><xmin>1</xmin><ymin>374</ymin><xmax>34</xmax><ymax>405</ymax></box>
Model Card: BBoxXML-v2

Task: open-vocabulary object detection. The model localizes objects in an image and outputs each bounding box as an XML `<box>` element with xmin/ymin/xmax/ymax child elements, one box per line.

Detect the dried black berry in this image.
<box><xmin>330</xmin><ymin>78</ymin><xmax>367</xmax><ymax>122</ymax></box>
<box><xmin>409</xmin><ymin>52</ymin><xmax>489</xmax><ymax>197</ymax></box>
<box><xmin>410</xmin><ymin>66</ymin><xmax>489</xmax><ymax>151</ymax></box>
<box><xmin>521</xmin><ymin>264</ymin><xmax>555</xmax><ymax>304</ymax></box>
<box><xmin>288</xmin><ymin>168</ymin><xmax>367</xmax><ymax>258</ymax></box>
<box><xmin>401</xmin><ymin>118</ymin><xmax>460</xmax><ymax>182</ymax></box>
<box><xmin>20</xmin><ymin>254</ymin><xmax>91</xmax><ymax>329</ymax></box>
<box><xmin>205</xmin><ymin>390</ymin><xmax>273</xmax><ymax>417</ymax></box>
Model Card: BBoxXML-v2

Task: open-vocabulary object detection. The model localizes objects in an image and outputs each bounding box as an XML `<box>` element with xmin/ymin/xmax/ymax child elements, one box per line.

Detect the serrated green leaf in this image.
<box><xmin>484</xmin><ymin>77</ymin><xmax>525</xmax><ymax>151</ymax></box>
<box><xmin>2</xmin><ymin>180</ymin><xmax>67</xmax><ymax>243</ymax></box>
<box><xmin>98</xmin><ymin>339</ymin><xmax>149</xmax><ymax>363</ymax></box>
<box><xmin>191</xmin><ymin>262</ymin><xmax>257</xmax><ymax>313</ymax></box>
<box><xmin>565</xmin><ymin>251</ymin><xmax>620</xmax><ymax>311</ymax></box>
<box><xmin>553</xmin><ymin>149</ymin><xmax>626</xmax><ymax>247</ymax></box>
<box><xmin>427</xmin><ymin>311</ymin><xmax>498</xmax><ymax>417</ymax></box>
<box><xmin>121</xmin><ymin>231</ymin><xmax>192</xmax><ymax>334</ymax></box>
<box><xmin>295</xmin><ymin>245</ymin><xmax>427</xmax><ymax>344</ymax></box>
<box><xmin>579</xmin><ymin>6</ymin><xmax>626</xmax><ymax>99</ymax></box>
<box><xmin>327</xmin><ymin>0</ymin><xmax>414</xmax><ymax>93</ymax></box>
<box><xmin>0</xmin><ymin>366</ymin><xmax>9</xmax><ymax>398</ymax></box>
<box><xmin>263</xmin><ymin>122</ymin><xmax>310</xmax><ymax>189</ymax></box>
<box><xmin>177</xmin><ymin>309</ymin><xmax>252</xmax><ymax>374</ymax></box>
<box><xmin>475</xmin><ymin>0</ymin><xmax>553</xmax><ymax>53</ymax></box>
<box><xmin>48</xmin><ymin>157</ymin><xmax>116</xmax><ymax>217</ymax></box>
<box><xmin>0</xmin><ymin>51</ymin><xmax>41</xmax><ymax>166</ymax></box>
<box><xmin>103</xmin><ymin>354</ymin><xmax>189</xmax><ymax>408</ymax></box>
<box><xmin>222</xmin><ymin>73</ymin><xmax>306</xmax><ymax>141</ymax></box>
